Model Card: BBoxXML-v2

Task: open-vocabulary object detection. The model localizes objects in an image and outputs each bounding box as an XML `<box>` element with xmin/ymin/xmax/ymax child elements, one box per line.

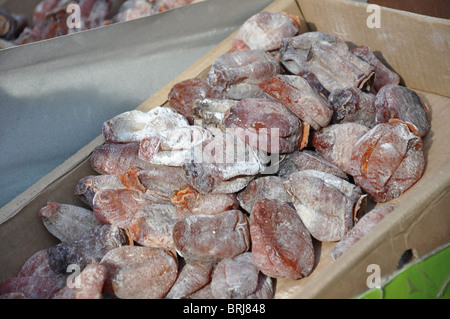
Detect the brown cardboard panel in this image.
<box><xmin>369</xmin><ymin>0</ymin><xmax>450</xmax><ymax>20</ymax></box>
<box><xmin>0</xmin><ymin>0</ymin><xmax>449</xmax><ymax>299</ymax></box>
<box><xmin>297</xmin><ymin>0</ymin><xmax>450</xmax><ymax>97</ymax></box>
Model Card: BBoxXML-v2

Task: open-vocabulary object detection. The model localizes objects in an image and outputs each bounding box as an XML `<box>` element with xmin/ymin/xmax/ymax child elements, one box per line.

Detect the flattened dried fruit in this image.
<box><xmin>173</xmin><ymin>210</ymin><xmax>250</xmax><ymax>260</ymax></box>
<box><xmin>312</xmin><ymin>123</ymin><xmax>370</xmax><ymax>174</ymax></box>
<box><xmin>328</xmin><ymin>86</ymin><xmax>377</xmax><ymax>128</ymax></box>
<box><xmin>231</xmin><ymin>11</ymin><xmax>300</xmax><ymax>52</ymax></box>
<box><xmin>100</xmin><ymin>246</ymin><xmax>178</xmax><ymax>299</ymax></box>
<box><xmin>259</xmin><ymin>75</ymin><xmax>333</xmax><ymax>131</ymax></box>
<box><xmin>102</xmin><ymin>107</ymin><xmax>188</xmax><ymax>143</ymax></box>
<box><xmin>237</xmin><ymin>176</ymin><xmax>292</xmax><ymax>214</ymax></box>
<box><xmin>211</xmin><ymin>253</ymin><xmax>274</xmax><ymax>299</ymax></box>
<box><xmin>348</xmin><ymin>122</ymin><xmax>425</xmax><ymax>202</ymax></box>
<box><xmin>102</xmin><ymin>110</ymin><xmax>155</xmax><ymax>143</ymax></box>
<box><xmin>284</xmin><ymin>170</ymin><xmax>364</xmax><ymax>241</ymax></box>
<box><xmin>165</xmin><ymin>259</ymin><xmax>215</xmax><ymax>299</ymax></box>
<box><xmin>224</xmin><ymin>98</ymin><xmax>303</xmax><ymax>153</ymax></box>
<box><xmin>93</xmin><ymin>188</ymin><xmax>157</xmax><ymax>229</ymax></box>
<box><xmin>138</xmin><ymin>125</ymin><xmax>213</xmax><ymax>166</ymax></box>
<box><xmin>119</xmin><ymin>166</ymin><xmax>147</xmax><ymax>193</ymax></box>
<box><xmin>352</xmin><ymin>45</ymin><xmax>400</xmax><ymax>91</ymax></box>
<box><xmin>168</xmin><ymin>78</ymin><xmax>220</xmax><ymax>124</ymax></box>
<box><xmin>90</xmin><ymin>142</ymin><xmax>154</xmax><ymax>176</ymax></box>
<box><xmin>207</xmin><ymin>50</ymin><xmax>281</xmax><ymax>99</ymax></box>
<box><xmin>331</xmin><ymin>205</ymin><xmax>396</xmax><ymax>260</ymax></box>
<box><xmin>193</xmin><ymin>98</ymin><xmax>238</xmax><ymax>132</ymax></box>
<box><xmin>47</xmin><ymin>224</ymin><xmax>129</xmax><ymax>274</ymax></box>
<box><xmin>137</xmin><ymin>164</ymin><xmax>190</xmax><ymax>201</ymax></box>
<box><xmin>171</xmin><ymin>186</ymin><xmax>239</xmax><ymax>219</ymax></box>
<box><xmin>277</xmin><ymin>149</ymin><xmax>348</xmax><ymax>180</ymax></box>
<box><xmin>53</xmin><ymin>262</ymin><xmax>107</xmax><ymax>299</ymax></box>
<box><xmin>18</xmin><ymin>249</ymin><xmax>67</xmax><ymax>289</ymax></box>
<box><xmin>129</xmin><ymin>204</ymin><xmax>178</xmax><ymax>249</ymax></box>
<box><xmin>250</xmin><ymin>199</ymin><xmax>314</xmax><ymax>279</ymax></box>
<box><xmin>183</xmin><ymin>131</ymin><xmax>263</xmax><ymax>194</ymax></box>
<box><xmin>279</xmin><ymin>32</ymin><xmax>375</xmax><ymax>92</ymax></box>
<box><xmin>39</xmin><ymin>201</ymin><xmax>101</xmax><ymax>242</ymax></box>
<box><xmin>75</xmin><ymin>174</ymin><xmax>125</xmax><ymax>208</ymax></box>
<box><xmin>0</xmin><ymin>276</ymin><xmax>60</xmax><ymax>299</ymax></box>
<box><xmin>374</xmin><ymin>84</ymin><xmax>430</xmax><ymax>137</ymax></box>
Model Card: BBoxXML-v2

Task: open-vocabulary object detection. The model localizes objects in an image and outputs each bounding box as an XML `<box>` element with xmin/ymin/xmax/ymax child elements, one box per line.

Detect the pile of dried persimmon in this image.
<box><xmin>0</xmin><ymin>11</ymin><xmax>430</xmax><ymax>299</ymax></box>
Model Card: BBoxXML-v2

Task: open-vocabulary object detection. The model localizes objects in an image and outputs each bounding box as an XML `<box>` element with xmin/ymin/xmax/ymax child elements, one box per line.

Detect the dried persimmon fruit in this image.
<box><xmin>279</xmin><ymin>32</ymin><xmax>375</xmax><ymax>92</ymax></box>
<box><xmin>348</xmin><ymin>122</ymin><xmax>425</xmax><ymax>202</ymax></box>
<box><xmin>129</xmin><ymin>203</ymin><xmax>178</xmax><ymax>250</ymax></box>
<box><xmin>52</xmin><ymin>262</ymin><xmax>107</xmax><ymax>299</ymax></box>
<box><xmin>102</xmin><ymin>107</ymin><xmax>188</xmax><ymax>143</ymax></box>
<box><xmin>93</xmin><ymin>188</ymin><xmax>156</xmax><ymax>229</ymax></box>
<box><xmin>0</xmin><ymin>276</ymin><xmax>61</xmax><ymax>299</ymax></box>
<box><xmin>39</xmin><ymin>201</ymin><xmax>101</xmax><ymax>242</ymax></box>
<box><xmin>47</xmin><ymin>224</ymin><xmax>129</xmax><ymax>274</ymax></box>
<box><xmin>277</xmin><ymin>149</ymin><xmax>348</xmax><ymax>180</ymax></box>
<box><xmin>165</xmin><ymin>259</ymin><xmax>215</xmax><ymax>299</ymax></box>
<box><xmin>100</xmin><ymin>246</ymin><xmax>178</xmax><ymax>299</ymax></box>
<box><xmin>192</xmin><ymin>98</ymin><xmax>238</xmax><ymax>132</ymax></box>
<box><xmin>171</xmin><ymin>186</ymin><xmax>239</xmax><ymax>219</ymax></box>
<box><xmin>284</xmin><ymin>170</ymin><xmax>364</xmax><ymax>241</ymax></box>
<box><xmin>259</xmin><ymin>74</ymin><xmax>333</xmax><ymax>131</ymax></box>
<box><xmin>237</xmin><ymin>176</ymin><xmax>292</xmax><ymax>214</ymax></box>
<box><xmin>90</xmin><ymin>142</ymin><xmax>153</xmax><ymax>176</ymax></box>
<box><xmin>250</xmin><ymin>199</ymin><xmax>314</xmax><ymax>279</ymax></box>
<box><xmin>173</xmin><ymin>210</ymin><xmax>250</xmax><ymax>260</ymax></box>
<box><xmin>210</xmin><ymin>252</ymin><xmax>274</xmax><ymax>299</ymax></box>
<box><xmin>168</xmin><ymin>77</ymin><xmax>221</xmax><ymax>124</ymax></box>
<box><xmin>312</xmin><ymin>123</ymin><xmax>370</xmax><ymax>174</ymax></box>
<box><xmin>75</xmin><ymin>174</ymin><xmax>125</xmax><ymax>208</ymax></box>
<box><xmin>207</xmin><ymin>49</ymin><xmax>281</xmax><ymax>99</ymax></box>
<box><xmin>224</xmin><ymin>98</ymin><xmax>303</xmax><ymax>153</ymax></box>
<box><xmin>328</xmin><ymin>86</ymin><xmax>377</xmax><ymax>128</ymax></box>
<box><xmin>352</xmin><ymin>45</ymin><xmax>400</xmax><ymax>92</ymax></box>
<box><xmin>374</xmin><ymin>84</ymin><xmax>430</xmax><ymax>137</ymax></box>
<box><xmin>183</xmin><ymin>131</ymin><xmax>263</xmax><ymax>194</ymax></box>
<box><xmin>137</xmin><ymin>164</ymin><xmax>191</xmax><ymax>202</ymax></box>
<box><xmin>332</xmin><ymin>205</ymin><xmax>397</xmax><ymax>260</ymax></box>
<box><xmin>231</xmin><ymin>11</ymin><xmax>300</xmax><ymax>52</ymax></box>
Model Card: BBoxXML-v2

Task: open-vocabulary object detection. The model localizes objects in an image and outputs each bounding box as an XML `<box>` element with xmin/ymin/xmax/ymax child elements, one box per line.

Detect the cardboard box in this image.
<box><xmin>0</xmin><ymin>0</ymin><xmax>449</xmax><ymax>298</ymax></box>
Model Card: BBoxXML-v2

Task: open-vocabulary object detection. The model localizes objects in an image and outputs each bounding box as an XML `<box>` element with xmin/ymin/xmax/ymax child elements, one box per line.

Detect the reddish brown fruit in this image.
<box><xmin>224</xmin><ymin>98</ymin><xmax>303</xmax><ymax>153</ymax></box>
<box><xmin>259</xmin><ymin>74</ymin><xmax>333</xmax><ymax>131</ymax></box>
<box><xmin>52</xmin><ymin>262</ymin><xmax>107</xmax><ymax>299</ymax></box>
<box><xmin>250</xmin><ymin>199</ymin><xmax>314</xmax><ymax>279</ymax></box>
<box><xmin>100</xmin><ymin>246</ymin><xmax>178</xmax><ymax>299</ymax></box>
<box><xmin>332</xmin><ymin>205</ymin><xmax>397</xmax><ymax>260</ymax></box>
<box><xmin>231</xmin><ymin>11</ymin><xmax>300</xmax><ymax>52</ymax></box>
<box><xmin>352</xmin><ymin>45</ymin><xmax>400</xmax><ymax>91</ymax></box>
<box><xmin>284</xmin><ymin>170</ymin><xmax>364</xmax><ymax>241</ymax></box>
<box><xmin>168</xmin><ymin>77</ymin><xmax>219</xmax><ymax>124</ymax></box>
<box><xmin>173</xmin><ymin>210</ymin><xmax>250</xmax><ymax>261</ymax></box>
<box><xmin>348</xmin><ymin>122</ymin><xmax>425</xmax><ymax>202</ymax></box>
<box><xmin>171</xmin><ymin>186</ymin><xmax>239</xmax><ymax>219</ymax></box>
<box><xmin>312</xmin><ymin>123</ymin><xmax>370</xmax><ymax>174</ymax></box>
<box><xmin>211</xmin><ymin>253</ymin><xmax>274</xmax><ymax>299</ymax></box>
<box><xmin>165</xmin><ymin>259</ymin><xmax>215</xmax><ymax>299</ymax></box>
<box><xmin>374</xmin><ymin>84</ymin><xmax>430</xmax><ymax>137</ymax></box>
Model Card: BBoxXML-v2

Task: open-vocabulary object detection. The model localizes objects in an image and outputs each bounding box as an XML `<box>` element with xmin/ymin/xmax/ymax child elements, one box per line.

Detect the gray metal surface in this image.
<box><xmin>0</xmin><ymin>0</ymin><xmax>273</xmax><ymax>207</ymax></box>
